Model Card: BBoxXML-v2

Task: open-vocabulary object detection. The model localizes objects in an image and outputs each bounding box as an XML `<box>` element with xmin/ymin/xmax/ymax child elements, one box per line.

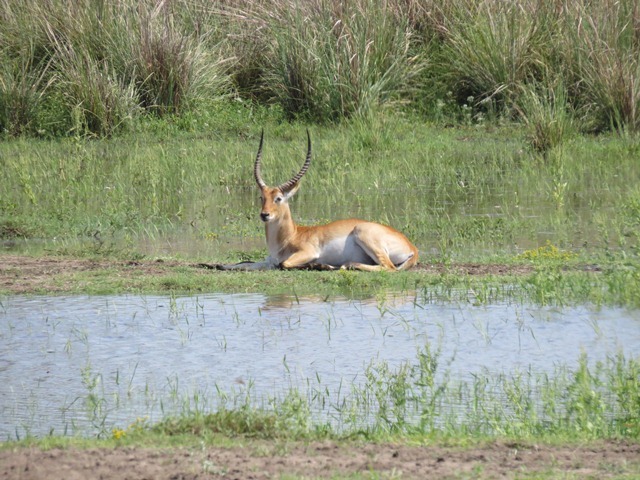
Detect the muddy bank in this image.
<box><xmin>2</xmin><ymin>440</ymin><xmax>638</xmax><ymax>480</ymax></box>
<box><xmin>0</xmin><ymin>254</ymin><xmax>535</xmax><ymax>295</ymax></box>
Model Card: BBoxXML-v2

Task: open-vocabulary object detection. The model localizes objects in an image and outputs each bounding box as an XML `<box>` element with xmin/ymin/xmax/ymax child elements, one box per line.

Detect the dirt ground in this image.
<box><xmin>0</xmin><ymin>254</ymin><xmax>536</xmax><ymax>295</ymax></box>
<box><xmin>3</xmin><ymin>255</ymin><xmax>633</xmax><ymax>479</ymax></box>
<box><xmin>2</xmin><ymin>440</ymin><xmax>639</xmax><ymax>480</ymax></box>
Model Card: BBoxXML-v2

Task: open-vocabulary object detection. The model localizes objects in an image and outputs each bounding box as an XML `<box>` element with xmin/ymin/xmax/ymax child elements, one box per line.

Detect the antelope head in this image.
<box><xmin>254</xmin><ymin>129</ymin><xmax>311</xmax><ymax>224</ymax></box>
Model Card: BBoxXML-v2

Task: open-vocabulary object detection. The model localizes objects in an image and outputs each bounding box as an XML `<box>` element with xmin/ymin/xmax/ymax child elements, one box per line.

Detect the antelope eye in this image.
<box><xmin>275</xmin><ymin>196</ymin><xmax>283</xmax><ymax>203</ymax></box>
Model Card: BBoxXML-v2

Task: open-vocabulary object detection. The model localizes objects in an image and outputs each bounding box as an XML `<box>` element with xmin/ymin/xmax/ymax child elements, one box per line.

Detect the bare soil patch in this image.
<box><xmin>2</xmin><ymin>440</ymin><xmax>638</xmax><ymax>479</ymax></box>
<box><xmin>0</xmin><ymin>255</ymin><xmax>181</xmax><ymax>294</ymax></box>
<box><xmin>0</xmin><ymin>254</ymin><xmax>534</xmax><ymax>295</ymax></box>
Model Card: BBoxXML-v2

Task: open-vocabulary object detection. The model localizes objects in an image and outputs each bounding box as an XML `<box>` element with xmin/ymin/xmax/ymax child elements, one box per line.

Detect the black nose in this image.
<box><xmin>260</xmin><ymin>213</ymin><xmax>269</xmax><ymax>222</ymax></box>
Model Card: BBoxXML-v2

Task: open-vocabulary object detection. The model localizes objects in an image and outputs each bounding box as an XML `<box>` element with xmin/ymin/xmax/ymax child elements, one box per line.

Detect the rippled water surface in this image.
<box><xmin>1</xmin><ymin>293</ymin><xmax>639</xmax><ymax>438</ymax></box>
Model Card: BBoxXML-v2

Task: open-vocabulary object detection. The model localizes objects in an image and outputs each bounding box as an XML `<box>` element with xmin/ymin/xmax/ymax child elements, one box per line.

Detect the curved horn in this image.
<box><xmin>278</xmin><ymin>129</ymin><xmax>311</xmax><ymax>193</ymax></box>
<box><xmin>254</xmin><ymin>129</ymin><xmax>266</xmax><ymax>189</ymax></box>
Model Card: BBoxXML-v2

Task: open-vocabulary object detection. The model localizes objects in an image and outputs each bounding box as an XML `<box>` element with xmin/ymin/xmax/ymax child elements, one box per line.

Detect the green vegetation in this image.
<box><xmin>1</xmin><ymin>0</ymin><xmax>639</xmax><ymax>137</ymax></box>
<box><xmin>5</xmin><ymin>350</ymin><xmax>639</xmax><ymax>445</ymax></box>
<box><xmin>1</xmin><ymin>112</ymin><xmax>639</xmax><ymax>277</ymax></box>
<box><xmin>6</xmin><ymin>260</ymin><xmax>639</xmax><ymax>308</ymax></box>
<box><xmin>1</xmin><ymin>0</ymin><xmax>640</xmax><ymax>461</ymax></box>
<box><xmin>149</xmin><ymin>351</ymin><xmax>640</xmax><ymax>442</ymax></box>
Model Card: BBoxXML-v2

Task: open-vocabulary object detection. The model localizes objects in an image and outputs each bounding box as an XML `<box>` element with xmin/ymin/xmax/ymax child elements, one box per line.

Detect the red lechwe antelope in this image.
<box><xmin>221</xmin><ymin>130</ymin><xmax>418</xmax><ymax>271</ymax></box>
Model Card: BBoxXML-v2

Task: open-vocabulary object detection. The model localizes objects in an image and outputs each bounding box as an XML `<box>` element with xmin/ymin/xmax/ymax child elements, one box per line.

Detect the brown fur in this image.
<box><xmin>260</xmin><ymin>186</ymin><xmax>418</xmax><ymax>271</ymax></box>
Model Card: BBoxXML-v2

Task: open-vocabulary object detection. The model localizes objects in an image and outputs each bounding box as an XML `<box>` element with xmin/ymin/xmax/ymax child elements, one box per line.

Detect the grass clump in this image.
<box><xmin>560</xmin><ymin>0</ymin><xmax>640</xmax><ymax>133</ymax></box>
<box><xmin>517</xmin><ymin>79</ymin><xmax>577</xmax><ymax>155</ymax></box>
<box><xmin>153</xmin><ymin>409</ymin><xmax>280</xmax><ymax>439</ymax></box>
<box><xmin>51</xmin><ymin>37</ymin><xmax>141</xmax><ymax>137</ymax></box>
<box><xmin>243</xmin><ymin>0</ymin><xmax>421</xmax><ymax>121</ymax></box>
<box><xmin>431</xmin><ymin>0</ymin><xmax>548</xmax><ymax>114</ymax></box>
<box><xmin>0</xmin><ymin>0</ymin><xmax>231</xmax><ymax>137</ymax></box>
<box><xmin>151</xmin><ymin>388</ymin><xmax>316</xmax><ymax>440</ymax></box>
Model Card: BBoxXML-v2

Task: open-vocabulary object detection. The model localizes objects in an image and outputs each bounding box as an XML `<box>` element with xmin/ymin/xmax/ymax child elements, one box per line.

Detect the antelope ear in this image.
<box><xmin>282</xmin><ymin>181</ymin><xmax>301</xmax><ymax>199</ymax></box>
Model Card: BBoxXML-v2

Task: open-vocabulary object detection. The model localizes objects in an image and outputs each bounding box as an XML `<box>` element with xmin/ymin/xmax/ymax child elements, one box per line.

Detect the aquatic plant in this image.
<box><xmin>144</xmin><ymin>350</ymin><xmax>640</xmax><ymax>441</ymax></box>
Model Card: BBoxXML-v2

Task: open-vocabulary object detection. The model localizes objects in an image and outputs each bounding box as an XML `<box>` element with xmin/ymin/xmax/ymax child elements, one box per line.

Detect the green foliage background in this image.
<box><xmin>1</xmin><ymin>0</ymin><xmax>639</xmax><ymax>137</ymax></box>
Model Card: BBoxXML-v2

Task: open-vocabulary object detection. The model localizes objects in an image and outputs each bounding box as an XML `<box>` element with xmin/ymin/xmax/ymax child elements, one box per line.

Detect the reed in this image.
<box><xmin>429</xmin><ymin>0</ymin><xmax>549</xmax><ymax>114</ymax></box>
<box><xmin>558</xmin><ymin>0</ymin><xmax>640</xmax><ymax>133</ymax></box>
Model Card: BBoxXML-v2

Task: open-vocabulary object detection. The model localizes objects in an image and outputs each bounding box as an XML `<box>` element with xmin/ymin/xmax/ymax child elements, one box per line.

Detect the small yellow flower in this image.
<box><xmin>518</xmin><ymin>241</ymin><xmax>576</xmax><ymax>262</ymax></box>
<box><xmin>112</xmin><ymin>428</ymin><xmax>126</xmax><ymax>440</ymax></box>
<box><xmin>127</xmin><ymin>417</ymin><xmax>149</xmax><ymax>433</ymax></box>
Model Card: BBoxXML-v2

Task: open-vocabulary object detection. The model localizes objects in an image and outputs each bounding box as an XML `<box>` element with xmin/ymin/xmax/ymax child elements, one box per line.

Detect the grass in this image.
<box><xmin>150</xmin><ymin>350</ymin><xmax>640</xmax><ymax>442</ymax></box>
<box><xmin>0</xmin><ymin>0</ymin><xmax>231</xmax><ymax>136</ymax></box>
<box><xmin>1</xmin><ymin>0</ymin><xmax>639</xmax><ymax>135</ymax></box>
<box><xmin>1</xmin><ymin>103</ymin><xmax>640</xmax><ymax>305</ymax></box>
<box><xmin>257</xmin><ymin>0</ymin><xmax>421</xmax><ymax>121</ymax></box>
<box><xmin>1</xmin><ymin>89</ymin><xmax>639</xmax><ymax>307</ymax></box>
<box><xmin>1</xmin><ymin>1</ymin><xmax>640</xmax><ymax>464</ymax></box>
<box><xmin>3</xmin><ymin>349</ymin><xmax>638</xmax><ymax>445</ymax></box>
<box><xmin>4</xmin><ymin>256</ymin><xmax>640</xmax><ymax>308</ymax></box>
<box><xmin>2</xmin><ymin>108</ymin><xmax>639</xmax><ymax>260</ymax></box>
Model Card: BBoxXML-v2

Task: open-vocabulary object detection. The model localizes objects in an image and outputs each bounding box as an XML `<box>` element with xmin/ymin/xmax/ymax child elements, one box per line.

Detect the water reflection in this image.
<box><xmin>1</xmin><ymin>293</ymin><xmax>638</xmax><ymax>439</ymax></box>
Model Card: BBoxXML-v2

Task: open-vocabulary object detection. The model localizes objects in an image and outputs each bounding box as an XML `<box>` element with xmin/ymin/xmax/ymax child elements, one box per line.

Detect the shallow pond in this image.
<box><xmin>1</xmin><ymin>293</ymin><xmax>639</xmax><ymax>439</ymax></box>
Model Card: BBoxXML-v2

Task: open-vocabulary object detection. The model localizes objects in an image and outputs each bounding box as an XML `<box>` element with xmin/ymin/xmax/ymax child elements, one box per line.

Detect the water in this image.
<box><xmin>1</xmin><ymin>293</ymin><xmax>639</xmax><ymax>439</ymax></box>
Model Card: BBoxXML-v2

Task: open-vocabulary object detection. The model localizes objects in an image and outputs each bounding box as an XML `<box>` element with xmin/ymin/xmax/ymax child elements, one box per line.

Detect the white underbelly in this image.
<box><xmin>316</xmin><ymin>235</ymin><xmax>374</xmax><ymax>267</ymax></box>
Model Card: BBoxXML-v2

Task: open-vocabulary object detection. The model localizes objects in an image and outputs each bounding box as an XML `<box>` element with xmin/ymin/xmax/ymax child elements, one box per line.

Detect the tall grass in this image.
<box><xmin>227</xmin><ymin>0</ymin><xmax>421</xmax><ymax>121</ymax></box>
<box><xmin>517</xmin><ymin>78</ymin><xmax>577</xmax><ymax>155</ymax></box>
<box><xmin>132</xmin><ymin>2</ymin><xmax>231</xmax><ymax>115</ymax></box>
<box><xmin>50</xmin><ymin>35</ymin><xmax>140</xmax><ymax>137</ymax></box>
<box><xmin>0</xmin><ymin>0</ymin><xmax>231</xmax><ymax>137</ymax></box>
<box><xmin>430</xmin><ymin>0</ymin><xmax>549</xmax><ymax>113</ymax></box>
<box><xmin>2</xmin><ymin>0</ymin><xmax>639</xmax><ymax>136</ymax></box>
<box><xmin>560</xmin><ymin>0</ymin><xmax>640</xmax><ymax>133</ymax></box>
